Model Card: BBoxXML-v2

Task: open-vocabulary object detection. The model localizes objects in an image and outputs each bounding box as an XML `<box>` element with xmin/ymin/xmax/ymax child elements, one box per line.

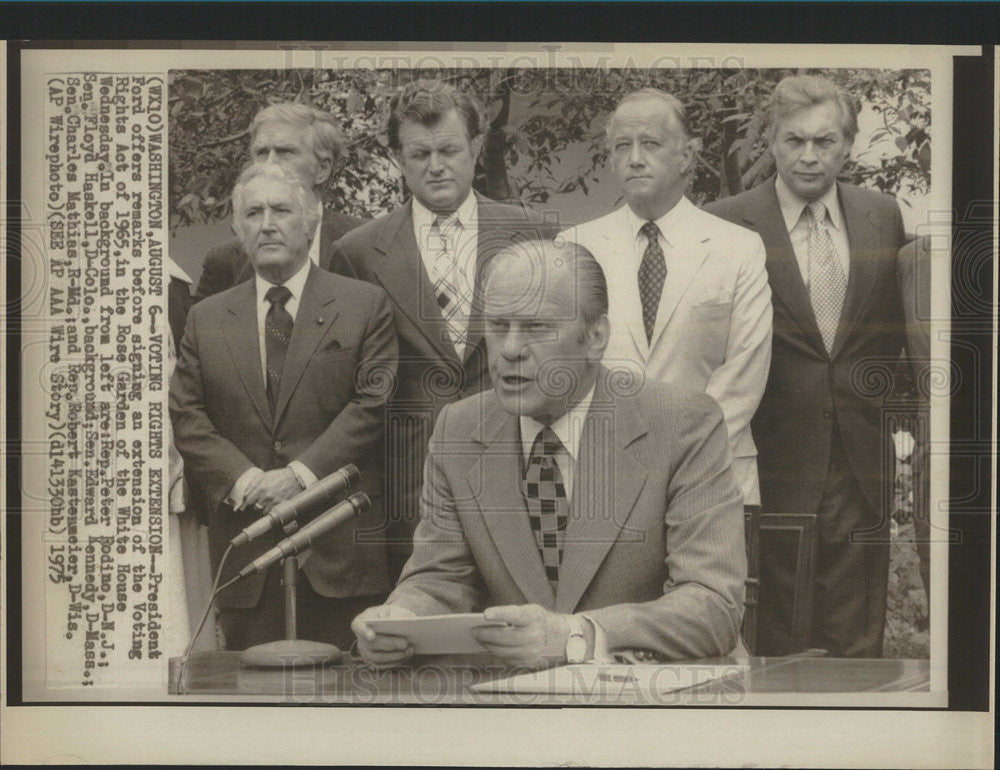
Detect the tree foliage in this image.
<box><xmin>169</xmin><ymin>66</ymin><xmax>930</xmax><ymax>231</ymax></box>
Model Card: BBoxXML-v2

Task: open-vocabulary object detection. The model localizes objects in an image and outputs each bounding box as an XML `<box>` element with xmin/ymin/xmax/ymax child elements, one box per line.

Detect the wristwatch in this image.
<box><xmin>565</xmin><ymin>615</ymin><xmax>588</xmax><ymax>664</ymax></box>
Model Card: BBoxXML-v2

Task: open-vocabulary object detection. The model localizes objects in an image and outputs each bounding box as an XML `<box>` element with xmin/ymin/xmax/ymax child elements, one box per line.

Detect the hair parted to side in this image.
<box><xmin>606</xmin><ymin>87</ymin><xmax>694</xmax><ymax>141</ymax></box>
<box><xmin>387</xmin><ymin>78</ymin><xmax>487</xmax><ymax>151</ymax></box>
<box><xmin>231</xmin><ymin>163</ymin><xmax>321</xmax><ymax>240</ymax></box>
<box><xmin>250</xmin><ymin>101</ymin><xmax>347</xmax><ymax>165</ymax></box>
<box><xmin>483</xmin><ymin>238</ymin><xmax>609</xmax><ymax>325</ymax></box>
<box><xmin>766</xmin><ymin>75</ymin><xmax>860</xmax><ymax>143</ymax></box>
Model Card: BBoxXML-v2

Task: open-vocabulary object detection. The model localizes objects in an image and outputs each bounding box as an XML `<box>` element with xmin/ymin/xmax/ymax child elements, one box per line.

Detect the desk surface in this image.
<box><xmin>171</xmin><ymin>652</ymin><xmax>930</xmax><ymax>705</ymax></box>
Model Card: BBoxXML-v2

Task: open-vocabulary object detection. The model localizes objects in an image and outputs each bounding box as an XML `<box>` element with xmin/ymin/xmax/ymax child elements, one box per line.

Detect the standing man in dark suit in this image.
<box><xmin>193</xmin><ymin>102</ymin><xmax>367</xmax><ymax>302</ymax></box>
<box><xmin>170</xmin><ymin>164</ymin><xmax>398</xmax><ymax>650</ymax></box>
<box><xmin>706</xmin><ymin>75</ymin><xmax>908</xmax><ymax>657</ymax></box>
<box><xmin>326</xmin><ymin>79</ymin><xmax>556</xmax><ymax>579</ymax></box>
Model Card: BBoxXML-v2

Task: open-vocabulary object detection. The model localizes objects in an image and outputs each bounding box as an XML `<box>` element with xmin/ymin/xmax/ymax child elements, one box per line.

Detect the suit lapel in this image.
<box><xmin>649</xmin><ymin>210</ymin><xmax>711</xmax><ymax>350</ymax></box>
<box><xmin>470</xmin><ymin>396</ymin><xmax>556</xmax><ymax>606</ymax></box>
<box><xmin>831</xmin><ymin>182</ymin><xmax>880</xmax><ymax>359</ymax></box>
<box><xmin>556</xmin><ymin>373</ymin><xmax>649</xmax><ymax>613</ymax></box>
<box><xmin>272</xmin><ymin>265</ymin><xmax>340</xmax><ymax>425</ymax></box>
<box><xmin>372</xmin><ymin>201</ymin><xmax>461</xmax><ymax>365</ymax></box>
<box><xmin>222</xmin><ymin>281</ymin><xmax>272</xmax><ymax>429</ymax></box>
<box><xmin>743</xmin><ymin>180</ymin><xmax>827</xmax><ymax>354</ymax></box>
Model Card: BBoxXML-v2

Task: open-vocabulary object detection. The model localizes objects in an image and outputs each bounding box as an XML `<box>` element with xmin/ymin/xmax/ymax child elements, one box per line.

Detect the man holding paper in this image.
<box><xmin>352</xmin><ymin>239</ymin><xmax>746</xmax><ymax>669</ymax></box>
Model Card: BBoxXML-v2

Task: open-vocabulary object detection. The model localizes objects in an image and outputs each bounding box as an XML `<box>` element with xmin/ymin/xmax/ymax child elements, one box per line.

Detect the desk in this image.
<box><xmin>171</xmin><ymin>652</ymin><xmax>931</xmax><ymax>706</ymax></box>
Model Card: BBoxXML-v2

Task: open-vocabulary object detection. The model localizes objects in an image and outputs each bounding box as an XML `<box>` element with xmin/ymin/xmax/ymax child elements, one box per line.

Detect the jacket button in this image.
<box><xmin>822</xmin><ymin>409</ymin><xmax>833</xmax><ymax>420</ymax></box>
<box><xmin>273</xmin><ymin>440</ymin><xmax>283</xmax><ymax>451</ymax></box>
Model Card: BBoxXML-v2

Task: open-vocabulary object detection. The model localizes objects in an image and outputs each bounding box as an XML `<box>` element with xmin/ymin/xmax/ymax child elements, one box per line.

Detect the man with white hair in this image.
<box><xmin>171</xmin><ymin>164</ymin><xmax>397</xmax><ymax>650</ymax></box>
<box><xmin>193</xmin><ymin>102</ymin><xmax>367</xmax><ymax>302</ymax></box>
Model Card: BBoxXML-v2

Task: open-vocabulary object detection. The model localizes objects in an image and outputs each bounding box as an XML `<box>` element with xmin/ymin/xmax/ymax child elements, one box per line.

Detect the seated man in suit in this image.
<box><xmin>193</xmin><ymin>102</ymin><xmax>367</xmax><ymax>302</ymax></box>
<box><xmin>352</xmin><ymin>239</ymin><xmax>746</xmax><ymax>669</ymax></box>
<box><xmin>705</xmin><ymin>75</ymin><xmax>909</xmax><ymax>656</ymax></box>
<box><xmin>562</xmin><ymin>88</ymin><xmax>772</xmax><ymax>511</ymax></box>
<box><xmin>327</xmin><ymin>79</ymin><xmax>556</xmax><ymax>580</ymax></box>
<box><xmin>170</xmin><ymin>164</ymin><xmax>398</xmax><ymax>651</ymax></box>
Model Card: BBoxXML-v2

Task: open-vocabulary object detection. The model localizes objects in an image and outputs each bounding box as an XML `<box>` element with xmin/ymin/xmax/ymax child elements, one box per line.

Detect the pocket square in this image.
<box><xmin>323</xmin><ymin>339</ymin><xmax>342</xmax><ymax>351</ymax></box>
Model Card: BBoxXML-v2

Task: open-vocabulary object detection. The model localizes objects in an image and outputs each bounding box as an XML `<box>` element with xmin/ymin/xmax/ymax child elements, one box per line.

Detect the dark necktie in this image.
<box><xmin>522</xmin><ymin>425</ymin><xmax>569</xmax><ymax>591</ymax></box>
<box><xmin>638</xmin><ymin>220</ymin><xmax>667</xmax><ymax>345</ymax></box>
<box><xmin>264</xmin><ymin>284</ymin><xmax>293</xmax><ymax>415</ymax></box>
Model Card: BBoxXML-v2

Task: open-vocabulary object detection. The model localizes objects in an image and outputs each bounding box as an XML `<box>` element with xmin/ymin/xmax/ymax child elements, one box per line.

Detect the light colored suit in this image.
<box><xmin>562</xmin><ymin>200</ymin><xmax>772</xmax><ymax>505</ymax></box>
<box><xmin>387</xmin><ymin>370</ymin><xmax>747</xmax><ymax>660</ymax></box>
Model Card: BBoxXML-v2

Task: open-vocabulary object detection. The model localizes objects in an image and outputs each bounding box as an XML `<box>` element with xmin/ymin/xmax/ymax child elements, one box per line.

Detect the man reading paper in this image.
<box><xmin>352</xmin><ymin>239</ymin><xmax>746</xmax><ymax>669</ymax></box>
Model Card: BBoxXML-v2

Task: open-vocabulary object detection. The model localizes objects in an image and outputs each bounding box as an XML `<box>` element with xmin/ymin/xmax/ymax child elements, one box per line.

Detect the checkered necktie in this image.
<box><xmin>806</xmin><ymin>201</ymin><xmax>847</xmax><ymax>354</ymax></box>
<box><xmin>522</xmin><ymin>425</ymin><xmax>569</xmax><ymax>591</ymax></box>
<box><xmin>264</xmin><ymin>284</ymin><xmax>293</xmax><ymax>415</ymax></box>
<box><xmin>638</xmin><ymin>221</ymin><xmax>667</xmax><ymax>345</ymax></box>
<box><xmin>428</xmin><ymin>214</ymin><xmax>468</xmax><ymax>358</ymax></box>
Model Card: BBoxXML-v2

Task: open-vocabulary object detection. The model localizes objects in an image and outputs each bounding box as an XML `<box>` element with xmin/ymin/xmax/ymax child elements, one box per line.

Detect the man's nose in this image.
<box><xmin>500</xmin><ymin>329</ymin><xmax>528</xmax><ymax>360</ymax></box>
<box><xmin>261</xmin><ymin>208</ymin><xmax>276</xmax><ymax>230</ymax></box>
<box><xmin>628</xmin><ymin>143</ymin><xmax>645</xmax><ymax>167</ymax></box>
<box><xmin>428</xmin><ymin>151</ymin><xmax>445</xmax><ymax>173</ymax></box>
<box><xmin>800</xmin><ymin>142</ymin><xmax>820</xmax><ymax>163</ymax></box>
<box><xmin>265</xmin><ymin>149</ymin><xmax>280</xmax><ymax>165</ymax></box>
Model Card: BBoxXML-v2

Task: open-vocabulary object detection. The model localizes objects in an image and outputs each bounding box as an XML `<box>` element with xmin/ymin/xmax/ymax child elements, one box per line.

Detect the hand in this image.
<box><xmin>242</xmin><ymin>468</ymin><xmax>303</xmax><ymax>513</ymax></box>
<box><xmin>472</xmin><ymin>604</ymin><xmax>572</xmax><ymax>670</ymax></box>
<box><xmin>351</xmin><ymin>604</ymin><xmax>418</xmax><ymax>668</ymax></box>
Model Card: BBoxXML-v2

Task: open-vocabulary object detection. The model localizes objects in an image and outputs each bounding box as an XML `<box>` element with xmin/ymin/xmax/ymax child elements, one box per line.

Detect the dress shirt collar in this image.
<box><xmin>519</xmin><ymin>383</ymin><xmax>597</xmax><ymax>463</ymax></box>
<box><xmin>255</xmin><ymin>256</ymin><xmax>311</xmax><ymax>312</ymax></box>
<box><xmin>307</xmin><ymin>202</ymin><xmax>324</xmax><ymax>265</ymax></box>
<box><xmin>624</xmin><ymin>195</ymin><xmax>693</xmax><ymax>250</ymax></box>
<box><xmin>775</xmin><ymin>175</ymin><xmax>844</xmax><ymax>234</ymax></box>
<box><xmin>411</xmin><ymin>189</ymin><xmax>479</xmax><ymax>237</ymax></box>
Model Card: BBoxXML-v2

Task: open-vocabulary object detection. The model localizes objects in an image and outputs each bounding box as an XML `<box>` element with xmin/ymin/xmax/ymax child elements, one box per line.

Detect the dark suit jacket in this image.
<box><xmin>388</xmin><ymin>370</ymin><xmax>747</xmax><ymax>659</ymax></box>
<box><xmin>324</xmin><ymin>194</ymin><xmax>558</xmax><ymax>572</ymax></box>
<box><xmin>193</xmin><ymin>209</ymin><xmax>367</xmax><ymax>302</ymax></box>
<box><xmin>705</xmin><ymin>178</ymin><xmax>907</xmax><ymax>517</ymax></box>
<box><xmin>169</xmin><ymin>264</ymin><xmax>398</xmax><ymax>608</ymax></box>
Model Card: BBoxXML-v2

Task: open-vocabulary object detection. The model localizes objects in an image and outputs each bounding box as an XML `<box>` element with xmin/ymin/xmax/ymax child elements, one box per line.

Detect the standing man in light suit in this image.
<box><xmin>171</xmin><ymin>164</ymin><xmax>397</xmax><ymax>650</ymax></box>
<box><xmin>352</xmin><ymin>240</ymin><xmax>746</xmax><ymax>669</ymax></box>
<box><xmin>706</xmin><ymin>75</ymin><xmax>909</xmax><ymax>657</ymax></box>
<box><xmin>563</xmin><ymin>88</ymin><xmax>772</xmax><ymax>510</ymax></box>
<box><xmin>326</xmin><ymin>79</ymin><xmax>556</xmax><ymax>580</ymax></box>
<box><xmin>193</xmin><ymin>102</ymin><xmax>367</xmax><ymax>303</ymax></box>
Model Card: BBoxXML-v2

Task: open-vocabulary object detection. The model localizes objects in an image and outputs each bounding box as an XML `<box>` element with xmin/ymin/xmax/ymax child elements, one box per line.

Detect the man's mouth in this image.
<box><xmin>500</xmin><ymin>374</ymin><xmax>532</xmax><ymax>386</ymax></box>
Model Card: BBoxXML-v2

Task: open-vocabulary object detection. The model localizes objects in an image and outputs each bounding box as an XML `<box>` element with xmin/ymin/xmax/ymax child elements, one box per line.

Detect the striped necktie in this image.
<box><xmin>428</xmin><ymin>214</ymin><xmax>468</xmax><ymax>358</ymax></box>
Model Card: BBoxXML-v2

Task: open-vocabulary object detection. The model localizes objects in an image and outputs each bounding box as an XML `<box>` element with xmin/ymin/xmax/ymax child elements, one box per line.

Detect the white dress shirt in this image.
<box><xmin>774</xmin><ymin>176</ymin><xmax>851</xmax><ymax>284</ymax></box>
<box><xmin>412</xmin><ymin>192</ymin><xmax>479</xmax><ymax>356</ymax></box>
<box><xmin>517</xmin><ymin>385</ymin><xmax>613</xmax><ymax>662</ymax></box>
<box><xmin>622</xmin><ymin>195</ymin><xmax>696</xmax><ymax>278</ymax></box>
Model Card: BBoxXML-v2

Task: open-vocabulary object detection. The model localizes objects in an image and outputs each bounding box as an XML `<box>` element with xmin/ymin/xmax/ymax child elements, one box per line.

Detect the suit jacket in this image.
<box><xmin>897</xmin><ymin>236</ymin><xmax>930</xmax><ymax>393</ymax></box>
<box><xmin>193</xmin><ymin>209</ymin><xmax>367</xmax><ymax>302</ymax></box>
<box><xmin>325</xmin><ymin>194</ymin><xmax>558</xmax><ymax>570</ymax></box>
<box><xmin>562</xmin><ymin>201</ymin><xmax>772</xmax><ymax>505</ymax></box>
<box><xmin>705</xmin><ymin>178</ymin><xmax>907</xmax><ymax>516</ymax></box>
<box><xmin>169</xmin><ymin>264</ymin><xmax>398</xmax><ymax>608</ymax></box>
<box><xmin>386</xmin><ymin>370</ymin><xmax>748</xmax><ymax>660</ymax></box>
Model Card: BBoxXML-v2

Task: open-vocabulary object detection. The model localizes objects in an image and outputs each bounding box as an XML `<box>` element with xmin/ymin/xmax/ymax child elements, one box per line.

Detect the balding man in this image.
<box><xmin>352</xmin><ymin>240</ymin><xmax>746</xmax><ymax>670</ymax></box>
<box><xmin>562</xmin><ymin>88</ymin><xmax>772</xmax><ymax>512</ymax></box>
<box><xmin>193</xmin><ymin>102</ymin><xmax>367</xmax><ymax>303</ymax></box>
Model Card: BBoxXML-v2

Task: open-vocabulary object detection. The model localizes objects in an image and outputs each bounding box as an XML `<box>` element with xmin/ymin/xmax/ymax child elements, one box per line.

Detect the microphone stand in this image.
<box><xmin>239</xmin><ymin>520</ymin><xmax>342</xmax><ymax>668</ymax></box>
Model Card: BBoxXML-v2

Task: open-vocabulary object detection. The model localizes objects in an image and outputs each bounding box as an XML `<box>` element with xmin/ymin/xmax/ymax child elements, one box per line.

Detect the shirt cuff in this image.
<box><xmin>224</xmin><ymin>467</ymin><xmax>264</xmax><ymax>511</ymax></box>
<box><xmin>288</xmin><ymin>460</ymin><xmax>317</xmax><ymax>490</ymax></box>
<box><xmin>578</xmin><ymin>613</ymin><xmax>614</xmax><ymax>664</ymax></box>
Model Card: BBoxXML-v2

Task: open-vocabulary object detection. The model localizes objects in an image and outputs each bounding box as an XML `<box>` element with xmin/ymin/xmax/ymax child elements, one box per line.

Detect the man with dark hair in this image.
<box><xmin>352</xmin><ymin>239</ymin><xmax>747</xmax><ymax>670</ymax></box>
<box><xmin>326</xmin><ymin>79</ymin><xmax>557</xmax><ymax>580</ymax></box>
<box><xmin>193</xmin><ymin>102</ymin><xmax>367</xmax><ymax>303</ymax></box>
<box><xmin>563</xmin><ymin>87</ymin><xmax>772</xmax><ymax>513</ymax></box>
<box><xmin>171</xmin><ymin>164</ymin><xmax>397</xmax><ymax>650</ymax></box>
<box><xmin>706</xmin><ymin>74</ymin><xmax>909</xmax><ymax>657</ymax></box>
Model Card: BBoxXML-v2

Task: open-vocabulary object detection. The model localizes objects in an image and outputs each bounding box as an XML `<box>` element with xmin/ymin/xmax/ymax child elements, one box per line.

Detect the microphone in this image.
<box><xmin>231</xmin><ymin>464</ymin><xmax>361</xmax><ymax>546</ymax></box>
<box><xmin>236</xmin><ymin>492</ymin><xmax>370</xmax><ymax>580</ymax></box>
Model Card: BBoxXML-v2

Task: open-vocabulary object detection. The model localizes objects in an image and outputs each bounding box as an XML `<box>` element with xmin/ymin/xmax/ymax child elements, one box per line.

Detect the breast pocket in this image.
<box><xmin>685</xmin><ymin>300</ymin><xmax>732</xmax><ymax>369</ymax></box>
<box><xmin>307</xmin><ymin>345</ymin><xmax>359</xmax><ymax>415</ymax></box>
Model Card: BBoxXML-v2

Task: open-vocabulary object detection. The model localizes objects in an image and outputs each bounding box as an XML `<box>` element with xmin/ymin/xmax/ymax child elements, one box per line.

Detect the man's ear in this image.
<box><xmin>588</xmin><ymin>315</ymin><xmax>611</xmax><ymax>362</ymax></box>
<box><xmin>314</xmin><ymin>155</ymin><xmax>333</xmax><ymax>187</ymax></box>
<box><xmin>470</xmin><ymin>133</ymin><xmax>486</xmax><ymax>162</ymax></box>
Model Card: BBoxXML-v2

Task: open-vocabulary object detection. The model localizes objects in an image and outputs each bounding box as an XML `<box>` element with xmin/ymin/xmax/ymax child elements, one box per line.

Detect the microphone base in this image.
<box><xmin>239</xmin><ymin>639</ymin><xmax>342</xmax><ymax>668</ymax></box>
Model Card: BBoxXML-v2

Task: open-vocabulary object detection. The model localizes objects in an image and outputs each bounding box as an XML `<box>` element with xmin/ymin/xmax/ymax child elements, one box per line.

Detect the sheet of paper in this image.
<box><xmin>471</xmin><ymin>662</ymin><xmax>751</xmax><ymax>697</ymax></box>
<box><xmin>366</xmin><ymin>613</ymin><xmax>507</xmax><ymax>655</ymax></box>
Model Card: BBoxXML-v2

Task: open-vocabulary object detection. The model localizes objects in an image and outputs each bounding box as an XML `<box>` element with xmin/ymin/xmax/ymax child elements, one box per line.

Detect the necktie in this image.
<box><xmin>428</xmin><ymin>214</ymin><xmax>468</xmax><ymax>357</ymax></box>
<box><xmin>638</xmin><ymin>221</ymin><xmax>667</xmax><ymax>345</ymax></box>
<box><xmin>264</xmin><ymin>284</ymin><xmax>293</xmax><ymax>415</ymax></box>
<box><xmin>806</xmin><ymin>201</ymin><xmax>847</xmax><ymax>354</ymax></box>
<box><xmin>522</xmin><ymin>425</ymin><xmax>569</xmax><ymax>591</ymax></box>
